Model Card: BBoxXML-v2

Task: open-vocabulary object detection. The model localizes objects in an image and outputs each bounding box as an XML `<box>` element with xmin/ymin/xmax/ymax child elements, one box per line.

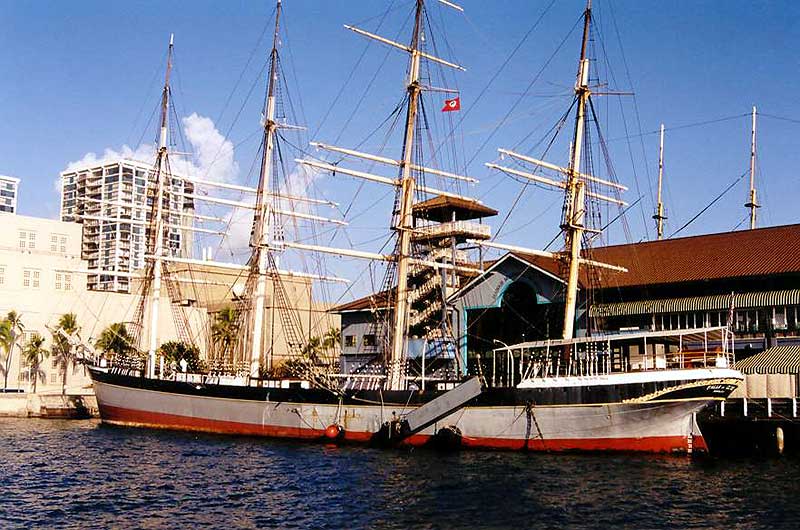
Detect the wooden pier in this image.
<box><xmin>699</xmin><ymin>398</ymin><xmax>800</xmax><ymax>456</ymax></box>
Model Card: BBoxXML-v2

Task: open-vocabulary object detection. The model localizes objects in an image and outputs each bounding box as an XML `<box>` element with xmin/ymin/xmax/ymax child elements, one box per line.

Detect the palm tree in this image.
<box><xmin>159</xmin><ymin>341</ymin><xmax>204</xmax><ymax>373</ymax></box>
<box><xmin>211</xmin><ymin>306</ymin><xmax>240</xmax><ymax>360</ymax></box>
<box><xmin>51</xmin><ymin>313</ymin><xmax>79</xmax><ymax>395</ymax></box>
<box><xmin>1</xmin><ymin>311</ymin><xmax>24</xmax><ymax>391</ymax></box>
<box><xmin>95</xmin><ymin>322</ymin><xmax>135</xmax><ymax>358</ymax></box>
<box><xmin>301</xmin><ymin>335</ymin><xmax>323</xmax><ymax>364</ymax></box>
<box><xmin>0</xmin><ymin>319</ymin><xmax>13</xmax><ymax>390</ymax></box>
<box><xmin>22</xmin><ymin>334</ymin><xmax>48</xmax><ymax>393</ymax></box>
<box><xmin>322</xmin><ymin>327</ymin><xmax>341</xmax><ymax>351</ymax></box>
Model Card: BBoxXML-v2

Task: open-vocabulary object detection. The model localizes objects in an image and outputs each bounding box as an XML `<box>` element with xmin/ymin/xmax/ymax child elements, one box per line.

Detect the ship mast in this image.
<box><xmin>654</xmin><ymin>123</ymin><xmax>666</xmax><ymax>239</ymax></box>
<box><xmin>386</xmin><ymin>0</ymin><xmax>425</xmax><ymax>391</ymax></box>
<box><xmin>147</xmin><ymin>33</ymin><xmax>174</xmax><ymax>379</ymax></box>
<box><xmin>745</xmin><ymin>105</ymin><xmax>759</xmax><ymax>229</ymax></box>
<box><xmin>248</xmin><ymin>0</ymin><xmax>282</xmax><ymax>379</ymax></box>
<box><xmin>296</xmin><ymin>0</ymin><xmax>470</xmax><ymax>389</ymax></box>
<box><xmin>561</xmin><ymin>0</ymin><xmax>592</xmax><ymax>340</ymax></box>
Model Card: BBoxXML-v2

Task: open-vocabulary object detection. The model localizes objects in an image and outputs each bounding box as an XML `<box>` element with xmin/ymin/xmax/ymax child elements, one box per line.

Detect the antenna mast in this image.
<box><xmin>653</xmin><ymin>123</ymin><xmax>667</xmax><ymax>239</ymax></box>
<box><xmin>386</xmin><ymin>0</ymin><xmax>425</xmax><ymax>391</ymax></box>
<box><xmin>147</xmin><ymin>33</ymin><xmax>174</xmax><ymax>379</ymax></box>
<box><xmin>745</xmin><ymin>105</ymin><xmax>759</xmax><ymax>229</ymax></box>
<box><xmin>561</xmin><ymin>0</ymin><xmax>592</xmax><ymax>340</ymax></box>
<box><xmin>249</xmin><ymin>0</ymin><xmax>282</xmax><ymax>379</ymax></box>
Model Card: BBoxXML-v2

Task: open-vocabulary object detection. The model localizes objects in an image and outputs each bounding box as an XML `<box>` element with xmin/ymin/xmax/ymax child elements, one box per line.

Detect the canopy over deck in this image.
<box><xmin>493</xmin><ymin>326</ymin><xmax>729</xmax><ymax>352</ymax></box>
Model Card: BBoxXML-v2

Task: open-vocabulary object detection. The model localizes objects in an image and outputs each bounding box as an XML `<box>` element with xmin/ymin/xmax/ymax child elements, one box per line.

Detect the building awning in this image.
<box><xmin>590</xmin><ymin>289</ymin><xmax>800</xmax><ymax>318</ymax></box>
<box><xmin>736</xmin><ymin>345</ymin><xmax>800</xmax><ymax>374</ymax></box>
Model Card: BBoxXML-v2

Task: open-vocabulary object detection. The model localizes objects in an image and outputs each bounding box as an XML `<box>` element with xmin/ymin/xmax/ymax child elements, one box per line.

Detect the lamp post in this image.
<box><xmin>493</xmin><ymin>339</ymin><xmax>511</xmax><ymax>387</ymax></box>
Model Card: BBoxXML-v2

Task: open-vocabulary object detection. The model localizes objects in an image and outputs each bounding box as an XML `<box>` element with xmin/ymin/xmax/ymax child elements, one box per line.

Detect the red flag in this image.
<box><xmin>442</xmin><ymin>97</ymin><xmax>461</xmax><ymax>112</ymax></box>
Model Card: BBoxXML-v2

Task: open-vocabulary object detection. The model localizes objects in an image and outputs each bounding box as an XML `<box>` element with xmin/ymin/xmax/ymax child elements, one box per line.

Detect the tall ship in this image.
<box><xmin>86</xmin><ymin>0</ymin><xmax>742</xmax><ymax>453</ymax></box>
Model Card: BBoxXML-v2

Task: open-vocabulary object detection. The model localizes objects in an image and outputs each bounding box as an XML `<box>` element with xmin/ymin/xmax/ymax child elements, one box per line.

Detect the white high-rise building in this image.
<box><xmin>60</xmin><ymin>159</ymin><xmax>195</xmax><ymax>293</ymax></box>
<box><xmin>0</xmin><ymin>175</ymin><xmax>20</xmax><ymax>214</ymax></box>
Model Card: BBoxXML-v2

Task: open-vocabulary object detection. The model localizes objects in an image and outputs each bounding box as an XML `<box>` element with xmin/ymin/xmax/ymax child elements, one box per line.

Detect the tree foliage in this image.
<box><xmin>1</xmin><ymin>311</ymin><xmax>24</xmax><ymax>391</ymax></box>
<box><xmin>211</xmin><ymin>306</ymin><xmax>240</xmax><ymax>359</ymax></box>
<box><xmin>22</xmin><ymin>333</ymin><xmax>48</xmax><ymax>393</ymax></box>
<box><xmin>51</xmin><ymin>312</ymin><xmax>80</xmax><ymax>395</ymax></box>
<box><xmin>95</xmin><ymin>322</ymin><xmax>135</xmax><ymax>358</ymax></box>
<box><xmin>158</xmin><ymin>340</ymin><xmax>205</xmax><ymax>373</ymax></box>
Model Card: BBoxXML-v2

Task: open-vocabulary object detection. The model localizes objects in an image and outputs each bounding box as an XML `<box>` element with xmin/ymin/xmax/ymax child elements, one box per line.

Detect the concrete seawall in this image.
<box><xmin>0</xmin><ymin>393</ymin><xmax>98</xmax><ymax>418</ymax></box>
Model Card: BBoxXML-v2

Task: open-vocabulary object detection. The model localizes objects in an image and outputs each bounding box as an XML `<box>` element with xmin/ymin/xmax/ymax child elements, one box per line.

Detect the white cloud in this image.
<box><xmin>63</xmin><ymin>114</ymin><xmax>238</xmax><ymax>185</ymax></box>
<box><xmin>179</xmin><ymin>113</ymin><xmax>239</xmax><ymax>184</ymax></box>
<box><xmin>65</xmin><ymin>144</ymin><xmax>155</xmax><ymax>172</ymax></box>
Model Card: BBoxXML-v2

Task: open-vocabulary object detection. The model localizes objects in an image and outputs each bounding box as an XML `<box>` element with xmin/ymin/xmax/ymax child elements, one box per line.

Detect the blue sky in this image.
<box><xmin>1</xmin><ymin>0</ymin><xmax>799</xmax><ymax>298</ymax></box>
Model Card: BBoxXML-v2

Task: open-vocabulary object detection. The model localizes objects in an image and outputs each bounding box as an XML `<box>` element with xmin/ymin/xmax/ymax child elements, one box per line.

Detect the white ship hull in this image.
<box><xmin>90</xmin><ymin>367</ymin><xmax>742</xmax><ymax>453</ymax></box>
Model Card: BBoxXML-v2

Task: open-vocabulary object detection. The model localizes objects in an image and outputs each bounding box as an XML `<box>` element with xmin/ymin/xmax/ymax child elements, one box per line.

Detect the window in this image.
<box><xmin>50</xmin><ymin>234</ymin><xmax>58</xmax><ymax>252</ymax></box>
<box><xmin>0</xmin><ymin>265</ymin><xmax>4</xmax><ymax>286</ymax></box>
<box><xmin>50</xmin><ymin>373</ymin><xmax>58</xmax><ymax>384</ymax></box>
<box><xmin>774</xmin><ymin>307</ymin><xmax>787</xmax><ymax>330</ymax></box>
<box><xmin>344</xmin><ymin>335</ymin><xmax>356</xmax><ymax>347</ymax></box>
<box><xmin>64</xmin><ymin>273</ymin><xmax>72</xmax><ymax>291</ymax></box>
<box><xmin>23</xmin><ymin>268</ymin><xmax>40</xmax><ymax>289</ymax></box>
<box><xmin>52</xmin><ymin>358</ymin><xmax>59</xmax><ymax>369</ymax></box>
<box><xmin>18</xmin><ymin>230</ymin><xmax>27</xmax><ymax>249</ymax></box>
<box><xmin>28</xmin><ymin>231</ymin><xmax>36</xmax><ymax>249</ymax></box>
<box><xmin>55</xmin><ymin>272</ymin><xmax>62</xmax><ymax>290</ymax></box>
<box><xmin>363</xmin><ymin>334</ymin><xmax>377</xmax><ymax>348</ymax></box>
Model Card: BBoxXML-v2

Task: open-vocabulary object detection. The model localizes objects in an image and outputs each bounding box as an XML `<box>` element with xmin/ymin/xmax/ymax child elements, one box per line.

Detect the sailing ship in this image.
<box><xmin>87</xmin><ymin>0</ymin><xmax>742</xmax><ymax>453</ymax></box>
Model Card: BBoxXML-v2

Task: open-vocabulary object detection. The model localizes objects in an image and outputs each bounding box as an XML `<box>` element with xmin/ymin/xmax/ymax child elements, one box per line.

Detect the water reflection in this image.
<box><xmin>2</xmin><ymin>419</ymin><xmax>799</xmax><ymax>529</ymax></box>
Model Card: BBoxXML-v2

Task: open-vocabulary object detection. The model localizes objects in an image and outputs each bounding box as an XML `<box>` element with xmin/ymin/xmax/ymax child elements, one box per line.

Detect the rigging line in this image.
<box><xmin>126</xmin><ymin>59</ymin><xmax>166</xmax><ymax>148</ymax></box>
<box><xmin>604</xmin><ymin>113</ymin><xmax>751</xmax><ymax>143</ymax></box>
<box><xmin>498</xmin><ymin>199</ymin><xmax>560</xmax><ymax>239</ymax></box>
<box><xmin>597</xmin><ymin>195</ymin><xmax>642</xmax><ymax>234</ymax></box>
<box><xmin>273</xmin><ymin>10</ymin><xmax>309</xmax><ymax>137</ymax></box>
<box><xmin>587</xmin><ymin>97</ymin><xmax>630</xmax><ymax>242</ymax></box>
<box><xmin>328</xmin><ymin>4</ymin><xmax>412</xmax><ymax>149</ymax></box>
<box><xmin>309</xmin><ymin>0</ymin><xmax>398</xmax><ymax>140</ymax></box>
<box><xmin>668</xmin><ymin>170</ymin><xmax>749</xmax><ymax>239</ymax></box>
<box><xmin>430</xmin><ymin>0</ymin><xmax>560</xmax><ymax>166</ymax></box>
<box><xmin>758</xmin><ymin>112</ymin><xmax>800</xmax><ymax>125</ymax></box>
<box><xmin>543</xmin><ymin>229</ymin><xmax>563</xmax><ymax>251</ymax></box>
<box><xmin>214</xmin><ymin>5</ymin><xmax>275</xmax><ymax>128</ymax></box>
<box><xmin>134</xmin><ymin>104</ymin><xmax>159</xmax><ymax>155</ymax></box>
<box><xmin>465</xmin><ymin>10</ymin><xmax>583</xmax><ymax>170</ymax></box>
<box><xmin>731</xmin><ymin>214</ymin><xmax>750</xmax><ymax>231</ymax></box>
<box><xmin>200</xmin><ymin>58</ymin><xmax>270</xmax><ymax>185</ymax></box>
<box><xmin>490</xmin><ymin>97</ymin><xmax>576</xmax><ymax>241</ymax></box>
<box><xmin>604</xmin><ymin>1</ymin><xmax>651</xmax><ymax>240</ymax></box>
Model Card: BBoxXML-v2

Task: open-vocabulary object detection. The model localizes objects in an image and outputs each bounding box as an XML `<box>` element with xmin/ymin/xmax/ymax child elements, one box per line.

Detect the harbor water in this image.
<box><xmin>2</xmin><ymin>419</ymin><xmax>800</xmax><ymax>529</ymax></box>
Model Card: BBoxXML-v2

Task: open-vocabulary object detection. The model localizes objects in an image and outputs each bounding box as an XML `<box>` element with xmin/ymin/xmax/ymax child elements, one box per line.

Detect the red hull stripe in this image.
<box><xmin>100</xmin><ymin>404</ymin><xmax>705</xmax><ymax>453</ymax></box>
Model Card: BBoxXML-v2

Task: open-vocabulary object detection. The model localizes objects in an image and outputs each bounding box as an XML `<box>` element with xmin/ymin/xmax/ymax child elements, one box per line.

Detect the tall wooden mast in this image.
<box><xmin>387</xmin><ymin>0</ymin><xmax>425</xmax><ymax>391</ymax></box>
<box><xmin>654</xmin><ymin>123</ymin><xmax>667</xmax><ymax>239</ymax></box>
<box><xmin>147</xmin><ymin>33</ymin><xmax>174</xmax><ymax>378</ymax></box>
<box><xmin>249</xmin><ymin>0</ymin><xmax>282</xmax><ymax>379</ymax></box>
<box><xmin>561</xmin><ymin>0</ymin><xmax>592</xmax><ymax>340</ymax></box>
<box><xmin>745</xmin><ymin>105</ymin><xmax>759</xmax><ymax>229</ymax></box>
<box><xmin>485</xmin><ymin>0</ymin><xmax>628</xmax><ymax>341</ymax></box>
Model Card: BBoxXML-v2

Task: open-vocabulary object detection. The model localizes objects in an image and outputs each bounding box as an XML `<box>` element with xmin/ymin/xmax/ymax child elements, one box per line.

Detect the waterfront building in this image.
<box><xmin>336</xmin><ymin>223</ymin><xmax>800</xmax><ymax>372</ymax></box>
<box><xmin>60</xmin><ymin>158</ymin><xmax>195</xmax><ymax>293</ymax></box>
<box><xmin>0</xmin><ymin>175</ymin><xmax>20</xmax><ymax>214</ymax></box>
<box><xmin>0</xmin><ymin>211</ymin><xmax>330</xmax><ymax>393</ymax></box>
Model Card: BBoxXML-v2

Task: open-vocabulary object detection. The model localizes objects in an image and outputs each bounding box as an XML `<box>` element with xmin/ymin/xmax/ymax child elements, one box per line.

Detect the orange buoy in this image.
<box><xmin>324</xmin><ymin>424</ymin><xmax>343</xmax><ymax>440</ymax></box>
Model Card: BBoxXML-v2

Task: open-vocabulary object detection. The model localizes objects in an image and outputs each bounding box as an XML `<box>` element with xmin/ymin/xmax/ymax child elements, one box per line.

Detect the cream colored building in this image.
<box><xmin>0</xmin><ymin>212</ymin><xmax>337</xmax><ymax>394</ymax></box>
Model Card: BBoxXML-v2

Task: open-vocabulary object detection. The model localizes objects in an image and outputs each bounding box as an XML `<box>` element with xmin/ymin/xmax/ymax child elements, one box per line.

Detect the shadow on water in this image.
<box><xmin>3</xmin><ymin>418</ymin><xmax>800</xmax><ymax>529</ymax></box>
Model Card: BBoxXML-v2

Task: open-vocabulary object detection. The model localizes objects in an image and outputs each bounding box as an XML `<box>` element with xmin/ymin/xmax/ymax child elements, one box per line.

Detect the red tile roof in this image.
<box><xmin>334</xmin><ymin>224</ymin><xmax>800</xmax><ymax>311</ymax></box>
<box><xmin>515</xmin><ymin>223</ymin><xmax>800</xmax><ymax>289</ymax></box>
<box><xmin>333</xmin><ymin>289</ymin><xmax>393</xmax><ymax>312</ymax></box>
